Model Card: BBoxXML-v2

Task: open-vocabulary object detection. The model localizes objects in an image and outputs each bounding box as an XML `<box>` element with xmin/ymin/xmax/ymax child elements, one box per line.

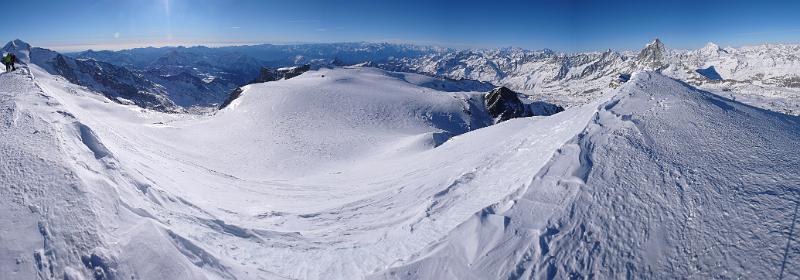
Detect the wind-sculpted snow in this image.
<box><xmin>2</xmin><ymin>57</ymin><xmax>798</xmax><ymax>279</ymax></box>
<box><xmin>540</xmin><ymin>72</ymin><xmax>800</xmax><ymax>279</ymax></box>
<box><xmin>1</xmin><ymin>64</ymin><xmax>600</xmax><ymax>279</ymax></box>
<box><xmin>0</xmin><ymin>68</ymin><xmax>209</xmax><ymax>279</ymax></box>
<box><xmin>374</xmin><ymin>72</ymin><xmax>800</xmax><ymax>279</ymax></box>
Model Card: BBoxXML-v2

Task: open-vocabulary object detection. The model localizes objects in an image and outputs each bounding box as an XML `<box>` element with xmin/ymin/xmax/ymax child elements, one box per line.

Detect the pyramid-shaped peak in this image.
<box><xmin>639</xmin><ymin>38</ymin><xmax>667</xmax><ymax>55</ymax></box>
<box><xmin>645</xmin><ymin>38</ymin><xmax>665</xmax><ymax>49</ymax></box>
<box><xmin>636</xmin><ymin>39</ymin><xmax>668</xmax><ymax>69</ymax></box>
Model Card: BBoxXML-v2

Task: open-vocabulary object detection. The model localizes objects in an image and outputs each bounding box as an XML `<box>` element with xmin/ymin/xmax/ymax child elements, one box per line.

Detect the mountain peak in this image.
<box><xmin>646</xmin><ymin>38</ymin><xmax>664</xmax><ymax>48</ymax></box>
<box><xmin>699</xmin><ymin>42</ymin><xmax>725</xmax><ymax>56</ymax></box>
<box><xmin>3</xmin><ymin>39</ymin><xmax>32</xmax><ymax>63</ymax></box>
<box><xmin>639</xmin><ymin>39</ymin><xmax>666</xmax><ymax>55</ymax></box>
<box><xmin>636</xmin><ymin>39</ymin><xmax>667</xmax><ymax>68</ymax></box>
<box><xmin>4</xmin><ymin>39</ymin><xmax>31</xmax><ymax>50</ymax></box>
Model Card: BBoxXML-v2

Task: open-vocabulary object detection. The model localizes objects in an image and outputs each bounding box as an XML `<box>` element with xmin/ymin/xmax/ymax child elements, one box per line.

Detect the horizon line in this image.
<box><xmin>13</xmin><ymin>38</ymin><xmax>800</xmax><ymax>55</ymax></box>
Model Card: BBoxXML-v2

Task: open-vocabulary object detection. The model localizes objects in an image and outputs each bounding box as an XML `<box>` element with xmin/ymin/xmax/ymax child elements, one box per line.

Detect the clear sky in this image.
<box><xmin>1</xmin><ymin>0</ymin><xmax>799</xmax><ymax>52</ymax></box>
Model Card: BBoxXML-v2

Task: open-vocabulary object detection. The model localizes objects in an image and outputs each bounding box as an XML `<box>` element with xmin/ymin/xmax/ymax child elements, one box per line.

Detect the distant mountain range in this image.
<box><xmin>64</xmin><ymin>43</ymin><xmax>445</xmax><ymax>111</ymax></box>
<box><xmin>6</xmin><ymin>39</ymin><xmax>799</xmax><ymax>115</ymax></box>
<box><xmin>2</xmin><ymin>38</ymin><xmax>800</xmax><ymax>279</ymax></box>
<box><xmin>388</xmin><ymin>39</ymin><xmax>800</xmax><ymax>114</ymax></box>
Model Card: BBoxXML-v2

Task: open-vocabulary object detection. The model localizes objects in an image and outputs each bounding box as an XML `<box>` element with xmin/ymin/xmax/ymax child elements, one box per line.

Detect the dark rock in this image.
<box><xmin>277</xmin><ymin>64</ymin><xmax>310</xmax><ymax>80</ymax></box>
<box><xmin>617</xmin><ymin>73</ymin><xmax>632</xmax><ymax>83</ymax></box>
<box><xmin>218</xmin><ymin>87</ymin><xmax>244</xmax><ymax>110</ymax></box>
<box><xmin>218</xmin><ymin>65</ymin><xmax>310</xmax><ymax>109</ymax></box>
<box><xmin>485</xmin><ymin>87</ymin><xmax>529</xmax><ymax>122</ymax></box>
<box><xmin>251</xmin><ymin>67</ymin><xmax>277</xmax><ymax>84</ymax></box>
<box><xmin>485</xmin><ymin>86</ymin><xmax>563</xmax><ymax>123</ymax></box>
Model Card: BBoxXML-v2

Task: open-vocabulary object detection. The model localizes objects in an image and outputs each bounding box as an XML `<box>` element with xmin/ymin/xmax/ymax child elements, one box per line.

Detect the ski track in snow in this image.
<box><xmin>1</xmin><ymin>62</ymin><xmax>799</xmax><ymax>279</ymax></box>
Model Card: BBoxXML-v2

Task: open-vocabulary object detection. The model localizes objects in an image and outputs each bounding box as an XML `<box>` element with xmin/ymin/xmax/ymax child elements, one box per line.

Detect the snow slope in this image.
<box><xmin>1</xmin><ymin>64</ymin><xmax>606</xmax><ymax>279</ymax></box>
<box><xmin>0</xmin><ymin>67</ymin><xmax>211</xmax><ymax>279</ymax></box>
<box><xmin>2</xmin><ymin>54</ymin><xmax>798</xmax><ymax>279</ymax></box>
<box><xmin>373</xmin><ymin>72</ymin><xmax>800</xmax><ymax>279</ymax></box>
<box><xmin>0</xmin><ymin>40</ymin><xmax>182</xmax><ymax>112</ymax></box>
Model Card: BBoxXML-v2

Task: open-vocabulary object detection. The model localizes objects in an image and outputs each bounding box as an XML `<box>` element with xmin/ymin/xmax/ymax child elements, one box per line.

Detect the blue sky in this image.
<box><xmin>1</xmin><ymin>0</ymin><xmax>799</xmax><ymax>52</ymax></box>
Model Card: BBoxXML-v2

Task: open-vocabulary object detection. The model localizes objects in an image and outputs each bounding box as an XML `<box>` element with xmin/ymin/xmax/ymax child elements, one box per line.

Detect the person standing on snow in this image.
<box><xmin>9</xmin><ymin>53</ymin><xmax>15</xmax><ymax>71</ymax></box>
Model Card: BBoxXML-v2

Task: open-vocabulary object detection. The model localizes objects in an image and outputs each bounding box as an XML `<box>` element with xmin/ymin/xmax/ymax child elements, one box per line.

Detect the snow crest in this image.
<box><xmin>1</xmin><ymin>62</ymin><xmax>798</xmax><ymax>279</ymax></box>
<box><xmin>374</xmin><ymin>72</ymin><xmax>800</xmax><ymax>279</ymax></box>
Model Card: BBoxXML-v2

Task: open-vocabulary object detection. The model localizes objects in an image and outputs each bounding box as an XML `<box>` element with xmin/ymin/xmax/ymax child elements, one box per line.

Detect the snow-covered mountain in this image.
<box><xmin>0</xmin><ymin>63</ymin><xmax>550</xmax><ymax>279</ymax></box>
<box><xmin>71</xmin><ymin>43</ymin><xmax>446</xmax><ymax>109</ymax></box>
<box><xmin>74</xmin><ymin>47</ymin><xmax>258</xmax><ymax>109</ymax></box>
<box><xmin>2</xmin><ymin>35</ymin><xmax>799</xmax><ymax>280</ymax></box>
<box><xmin>374</xmin><ymin>71</ymin><xmax>800</xmax><ymax>279</ymax></box>
<box><xmin>391</xmin><ymin>39</ymin><xmax>800</xmax><ymax>115</ymax></box>
<box><xmin>65</xmin><ymin>40</ymin><xmax>800</xmax><ymax>116</ymax></box>
<box><xmin>74</xmin><ymin>42</ymin><xmax>443</xmax><ymax>69</ymax></box>
<box><xmin>635</xmin><ymin>38</ymin><xmax>668</xmax><ymax>69</ymax></box>
<box><xmin>1</xmin><ymin>40</ymin><xmax>182</xmax><ymax>112</ymax></box>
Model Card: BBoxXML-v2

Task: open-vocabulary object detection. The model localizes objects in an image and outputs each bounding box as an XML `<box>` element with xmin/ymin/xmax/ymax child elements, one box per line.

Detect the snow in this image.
<box><xmin>373</xmin><ymin>71</ymin><xmax>800</xmax><ymax>279</ymax></box>
<box><xmin>0</xmin><ymin>67</ymin><xmax>211</xmax><ymax>279</ymax></box>
<box><xmin>2</xmin><ymin>57</ymin><xmax>798</xmax><ymax>279</ymax></box>
<box><xmin>61</xmin><ymin>39</ymin><xmax>800</xmax><ymax>116</ymax></box>
<box><xmin>396</xmin><ymin>40</ymin><xmax>800</xmax><ymax>116</ymax></box>
<box><xmin>1</xmin><ymin>64</ymin><xmax>607</xmax><ymax>279</ymax></box>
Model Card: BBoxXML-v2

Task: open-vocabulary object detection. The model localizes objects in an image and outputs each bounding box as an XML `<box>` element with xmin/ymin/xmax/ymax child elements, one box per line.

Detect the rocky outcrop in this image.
<box><xmin>218</xmin><ymin>87</ymin><xmax>244</xmax><ymax>110</ymax></box>
<box><xmin>486</xmin><ymin>86</ymin><xmax>527</xmax><ymax>122</ymax></box>
<box><xmin>277</xmin><ymin>64</ymin><xmax>311</xmax><ymax>80</ymax></box>
<box><xmin>251</xmin><ymin>67</ymin><xmax>277</xmax><ymax>84</ymax></box>
<box><xmin>485</xmin><ymin>86</ymin><xmax>563</xmax><ymax>123</ymax></box>
<box><xmin>218</xmin><ymin>65</ymin><xmax>311</xmax><ymax>110</ymax></box>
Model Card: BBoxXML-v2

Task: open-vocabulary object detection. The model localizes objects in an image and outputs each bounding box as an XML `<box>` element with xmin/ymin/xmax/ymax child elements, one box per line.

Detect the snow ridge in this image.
<box><xmin>1</xmin><ymin>64</ymin><xmax>604</xmax><ymax>279</ymax></box>
<box><xmin>373</xmin><ymin>71</ymin><xmax>800</xmax><ymax>279</ymax></box>
<box><xmin>2</xmin><ymin>41</ymin><xmax>799</xmax><ymax>279</ymax></box>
